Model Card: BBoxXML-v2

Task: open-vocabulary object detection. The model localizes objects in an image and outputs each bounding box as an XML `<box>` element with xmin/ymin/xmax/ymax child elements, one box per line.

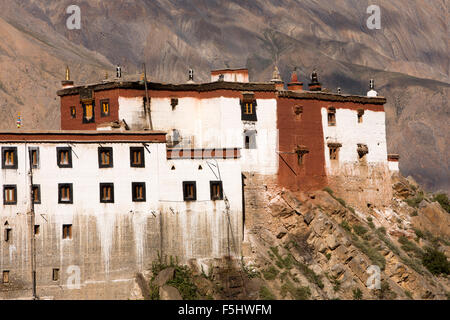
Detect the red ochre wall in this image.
<box><xmin>276</xmin><ymin>97</ymin><xmax>328</xmax><ymax>192</ymax></box>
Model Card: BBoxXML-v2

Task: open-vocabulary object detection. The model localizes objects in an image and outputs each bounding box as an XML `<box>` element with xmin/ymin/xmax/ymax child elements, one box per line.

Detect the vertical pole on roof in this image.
<box><xmin>143</xmin><ymin>63</ymin><xmax>153</xmax><ymax>130</ymax></box>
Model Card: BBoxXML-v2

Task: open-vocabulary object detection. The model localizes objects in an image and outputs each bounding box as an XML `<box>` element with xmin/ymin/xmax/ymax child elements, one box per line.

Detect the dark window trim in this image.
<box><xmin>58</xmin><ymin>183</ymin><xmax>73</xmax><ymax>204</ymax></box>
<box><xmin>32</xmin><ymin>184</ymin><xmax>41</xmax><ymax>204</ymax></box>
<box><xmin>82</xmin><ymin>100</ymin><xmax>95</xmax><ymax>124</ymax></box>
<box><xmin>52</xmin><ymin>268</ymin><xmax>60</xmax><ymax>281</ymax></box>
<box><xmin>130</xmin><ymin>147</ymin><xmax>145</xmax><ymax>168</ymax></box>
<box><xmin>56</xmin><ymin>147</ymin><xmax>73</xmax><ymax>168</ymax></box>
<box><xmin>70</xmin><ymin>106</ymin><xmax>76</xmax><ymax>119</ymax></box>
<box><xmin>62</xmin><ymin>224</ymin><xmax>73</xmax><ymax>240</ymax></box>
<box><xmin>100</xmin><ymin>99</ymin><xmax>110</xmax><ymax>117</ymax></box>
<box><xmin>2</xmin><ymin>147</ymin><xmax>18</xmax><ymax>169</ymax></box>
<box><xmin>3</xmin><ymin>185</ymin><xmax>17</xmax><ymax>205</ymax></box>
<box><xmin>29</xmin><ymin>147</ymin><xmax>40</xmax><ymax>169</ymax></box>
<box><xmin>99</xmin><ymin>183</ymin><xmax>115</xmax><ymax>203</ymax></box>
<box><xmin>98</xmin><ymin>147</ymin><xmax>114</xmax><ymax>168</ymax></box>
<box><xmin>240</xmin><ymin>99</ymin><xmax>258</xmax><ymax>121</ymax></box>
<box><xmin>210</xmin><ymin>181</ymin><xmax>223</xmax><ymax>201</ymax></box>
<box><xmin>132</xmin><ymin>182</ymin><xmax>146</xmax><ymax>202</ymax></box>
<box><xmin>183</xmin><ymin>181</ymin><xmax>197</xmax><ymax>201</ymax></box>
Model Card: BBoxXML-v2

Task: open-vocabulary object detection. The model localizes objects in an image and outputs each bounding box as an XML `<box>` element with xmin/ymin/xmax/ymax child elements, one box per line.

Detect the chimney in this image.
<box><xmin>187</xmin><ymin>69</ymin><xmax>194</xmax><ymax>83</ymax></box>
<box><xmin>367</xmin><ymin>79</ymin><xmax>378</xmax><ymax>97</ymax></box>
<box><xmin>308</xmin><ymin>70</ymin><xmax>322</xmax><ymax>91</ymax></box>
<box><xmin>287</xmin><ymin>68</ymin><xmax>303</xmax><ymax>92</ymax></box>
<box><xmin>270</xmin><ymin>66</ymin><xmax>284</xmax><ymax>91</ymax></box>
<box><xmin>61</xmin><ymin>65</ymin><xmax>74</xmax><ymax>89</ymax></box>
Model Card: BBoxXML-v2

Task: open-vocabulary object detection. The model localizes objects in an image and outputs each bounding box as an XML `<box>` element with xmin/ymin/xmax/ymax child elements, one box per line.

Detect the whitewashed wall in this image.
<box><xmin>210</xmin><ymin>72</ymin><xmax>249</xmax><ymax>82</ymax></box>
<box><xmin>118</xmin><ymin>96</ymin><xmax>279</xmax><ymax>175</ymax></box>
<box><xmin>321</xmin><ymin>108</ymin><xmax>388</xmax><ymax>172</ymax></box>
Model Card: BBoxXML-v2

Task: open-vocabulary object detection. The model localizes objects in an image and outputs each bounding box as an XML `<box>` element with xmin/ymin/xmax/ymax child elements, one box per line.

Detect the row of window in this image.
<box><xmin>326</xmin><ymin>107</ymin><xmax>365</xmax><ymax>126</ymax></box>
<box><xmin>70</xmin><ymin>99</ymin><xmax>110</xmax><ymax>123</ymax></box>
<box><xmin>1</xmin><ymin>146</ymin><xmax>145</xmax><ymax>169</ymax></box>
<box><xmin>328</xmin><ymin>143</ymin><xmax>369</xmax><ymax>161</ymax></box>
<box><xmin>2</xmin><ymin>181</ymin><xmax>223</xmax><ymax>205</ymax></box>
<box><xmin>2</xmin><ymin>268</ymin><xmax>63</xmax><ymax>284</ymax></box>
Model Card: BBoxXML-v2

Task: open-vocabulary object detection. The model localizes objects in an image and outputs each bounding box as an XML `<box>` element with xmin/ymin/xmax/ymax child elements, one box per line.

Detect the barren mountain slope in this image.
<box><xmin>0</xmin><ymin>0</ymin><xmax>448</xmax><ymax>192</ymax></box>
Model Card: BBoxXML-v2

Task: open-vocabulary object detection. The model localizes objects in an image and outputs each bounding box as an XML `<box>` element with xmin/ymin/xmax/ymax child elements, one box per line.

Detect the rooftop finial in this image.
<box><xmin>367</xmin><ymin>78</ymin><xmax>378</xmax><ymax>97</ymax></box>
<box><xmin>311</xmin><ymin>69</ymin><xmax>318</xmax><ymax>83</ymax></box>
<box><xmin>116</xmin><ymin>65</ymin><xmax>122</xmax><ymax>79</ymax></box>
<box><xmin>370</xmin><ymin>79</ymin><xmax>374</xmax><ymax>90</ymax></box>
<box><xmin>271</xmin><ymin>65</ymin><xmax>282</xmax><ymax>82</ymax></box>
<box><xmin>187</xmin><ymin>69</ymin><xmax>194</xmax><ymax>83</ymax></box>
<box><xmin>308</xmin><ymin>69</ymin><xmax>322</xmax><ymax>91</ymax></box>
<box><xmin>65</xmin><ymin>66</ymin><xmax>70</xmax><ymax>81</ymax></box>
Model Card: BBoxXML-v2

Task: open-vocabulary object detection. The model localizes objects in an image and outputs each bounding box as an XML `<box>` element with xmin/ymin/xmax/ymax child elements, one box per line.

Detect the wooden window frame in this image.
<box><xmin>294</xmin><ymin>106</ymin><xmax>303</xmax><ymax>120</ymax></box>
<box><xmin>240</xmin><ymin>95</ymin><xmax>257</xmax><ymax>121</ymax></box>
<box><xmin>32</xmin><ymin>184</ymin><xmax>41</xmax><ymax>204</ymax></box>
<box><xmin>3</xmin><ymin>185</ymin><xmax>17</xmax><ymax>205</ymax></box>
<box><xmin>2</xmin><ymin>147</ymin><xmax>18</xmax><ymax>169</ymax></box>
<box><xmin>2</xmin><ymin>271</ymin><xmax>9</xmax><ymax>284</ymax></box>
<box><xmin>98</xmin><ymin>147</ymin><xmax>113</xmax><ymax>168</ymax></box>
<box><xmin>99</xmin><ymin>183</ymin><xmax>114</xmax><ymax>203</ymax></box>
<box><xmin>34</xmin><ymin>225</ymin><xmax>40</xmax><ymax>236</ymax></box>
<box><xmin>70</xmin><ymin>106</ymin><xmax>76</xmax><ymax>119</ymax></box>
<box><xmin>62</xmin><ymin>224</ymin><xmax>72</xmax><ymax>240</ymax></box>
<box><xmin>4</xmin><ymin>228</ymin><xmax>12</xmax><ymax>242</ymax></box>
<box><xmin>100</xmin><ymin>99</ymin><xmax>110</xmax><ymax>117</ymax></box>
<box><xmin>82</xmin><ymin>101</ymin><xmax>95</xmax><ymax>124</ymax></box>
<box><xmin>132</xmin><ymin>182</ymin><xmax>146</xmax><ymax>202</ymax></box>
<box><xmin>183</xmin><ymin>181</ymin><xmax>197</xmax><ymax>201</ymax></box>
<box><xmin>29</xmin><ymin>147</ymin><xmax>40</xmax><ymax>169</ymax></box>
<box><xmin>130</xmin><ymin>147</ymin><xmax>145</xmax><ymax>168</ymax></box>
<box><xmin>52</xmin><ymin>268</ymin><xmax>60</xmax><ymax>281</ymax></box>
<box><xmin>329</xmin><ymin>147</ymin><xmax>339</xmax><ymax>160</ymax></box>
<box><xmin>327</xmin><ymin>107</ymin><xmax>336</xmax><ymax>126</ymax></box>
<box><xmin>357</xmin><ymin>109</ymin><xmax>364</xmax><ymax>123</ymax></box>
<box><xmin>58</xmin><ymin>183</ymin><xmax>73</xmax><ymax>204</ymax></box>
<box><xmin>56</xmin><ymin>147</ymin><xmax>73</xmax><ymax>168</ymax></box>
<box><xmin>210</xmin><ymin>181</ymin><xmax>223</xmax><ymax>201</ymax></box>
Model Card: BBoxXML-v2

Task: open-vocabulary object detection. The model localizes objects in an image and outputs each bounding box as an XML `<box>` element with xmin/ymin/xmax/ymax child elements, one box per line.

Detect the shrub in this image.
<box><xmin>377</xmin><ymin>227</ymin><xmax>386</xmax><ymax>235</ymax></box>
<box><xmin>433</xmin><ymin>193</ymin><xmax>450</xmax><ymax>213</ymax></box>
<box><xmin>262</xmin><ymin>266</ymin><xmax>279</xmax><ymax>280</ymax></box>
<box><xmin>280</xmin><ymin>280</ymin><xmax>311</xmax><ymax>300</ymax></box>
<box><xmin>340</xmin><ymin>221</ymin><xmax>352</xmax><ymax>233</ymax></box>
<box><xmin>422</xmin><ymin>247</ymin><xmax>450</xmax><ymax>276</ymax></box>
<box><xmin>368</xmin><ymin>221</ymin><xmax>375</xmax><ymax>229</ymax></box>
<box><xmin>398</xmin><ymin>236</ymin><xmax>424</xmax><ymax>258</ymax></box>
<box><xmin>352</xmin><ymin>288</ymin><xmax>363</xmax><ymax>300</ymax></box>
<box><xmin>413</xmin><ymin>228</ymin><xmax>424</xmax><ymax>239</ymax></box>
<box><xmin>405</xmin><ymin>192</ymin><xmax>425</xmax><ymax>208</ymax></box>
<box><xmin>353</xmin><ymin>238</ymin><xmax>386</xmax><ymax>270</ymax></box>
<box><xmin>336</xmin><ymin>197</ymin><xmax>347</xmax><ymax>207</ymax></box>
<box><xmin>404</xmin><ymin>290</ymin><xmax>413</xmax><ymax>300</ymax></box>
<box><xmin>323</xmin><ymin>187</ymin><xmax>334</xmax><ymax>195</ymax></box>
<box><xmin>375</xmin><ymin>281</ymin><xmax>397</xmax><ymax>300</ymax></box>
<box><xmin>259</xmin><ymin>286</ymin><xmax>276</xmax><ymax>300</ymax></box>
<box><xmin>353</xmin><ymin>225</ymin><xmax>369</xmax><ymax>236</ymax></box>
<box><xmin>294</xmin><ymin>261</ymin><xmax>324</xmax><ymax>289</ymax></box>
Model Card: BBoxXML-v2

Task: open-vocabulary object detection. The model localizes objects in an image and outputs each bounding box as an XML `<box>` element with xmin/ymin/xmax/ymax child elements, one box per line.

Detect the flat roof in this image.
<box><xmin>0</xmin><ymin>130</ymin><xmax>166</xmax><ymax>143</ymax></box>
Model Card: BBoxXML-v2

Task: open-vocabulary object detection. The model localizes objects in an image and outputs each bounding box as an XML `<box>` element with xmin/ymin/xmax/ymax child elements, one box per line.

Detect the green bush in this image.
<box><xmin>398</xmin><ymin>236</ymin><xmax>424</xmax><ymax>258</ymax></box>
<box><xmin>421</xmin><ymin>247</ymin><xmax>450</xmax><ymax>276</ymax></box>
<box><xmin>353</xmin><ymin>225</ymin><xmax>369</xmax><ymax>236</ymax></box>
<box><xmin>375</xmin><ymin>281</ymin><xmax>397</xmax><ymax>300</ymax></box>
<box><xmin>340</xmin><ymin>221</ymin><xmax>352</xmax><ymax>233</ymax></box>
<box><xmin>259</xmin><ymin>286</ymin><xmax>276</xmax><ymax>300</ymax></box>
<box><xmin>323</xmin><ymin>187</ymin><xmax>334</xmax><ymax>195</ymax></box>
<box><xmin>433</xmin><ymin>193</ymin><xmax>450</xmax><ymax>213</ymax></box>
<box><xmin>352</xmin><ymin>288</ymin><xmax>363</xmax><ymax>300</ymax></box>
<box><xmin>280</xmin><ymin>280</ymin><xmax>311</xmax><ymax>300</ymax></box>
<box><xmin>262</xmin><ymin>266</ymin><xmax>279</xmax><ymax>280</ymax></box>
<box><xmin>405</xmin><ymin>192</ymin><xmax>425</xmax><ymax>208</ymax></box>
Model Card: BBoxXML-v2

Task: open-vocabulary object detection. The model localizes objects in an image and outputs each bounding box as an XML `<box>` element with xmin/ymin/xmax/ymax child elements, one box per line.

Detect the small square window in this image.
<box><xmin>62</xmin><ymin>224</ymin><xmax>72</xmax><ymax>240</ymax></box>
<box><xmin>34</xmin><ymin>225</ymin><xmax>40</xmax><ymax>236</ymax></box>
<box><xmin>98</xmin><ymin>147</ymin><xmax>113</xmax><ymax>168</ymax></box>
<box><xmin>52</xmin><ymin>268</ymin><xmax>60</xmax><ymax>281</ymax></box>
<box><xmin>130</xmin><ymin>147</ymin><xmax>145</xmax><ymax>168</ymax></box>
<box><xmin>4</xmin><ymin>228</ymin><xmax>12</xmax><ymax>242</ymax></box>
<box><xmin>132</xmin><ymin>182</ymin><xmax>146</xmax><ymax>202</ymax></box>
<box><xmin>329</xmin><ymin>147</ymin><xmax>339</xmax><ymax>160</ymax></box>
<box><xmin>100</xmin><ymin>183</ymin><xmax>114</xmax><ymax>203</ymax></box>
<box><xmin>2</xmin><ymin>271</ymin><xmax>9</xmax><ymax>284</ymax></box>
<box><xmin>100</xmin><ymin>99</ymin><xmax>110</xmax><ymax>117</ymax></box>
<box><xmin>294</xmin><ymin>106</ymin><xmax>303</xmax><ymax>119</ymax></box>
<box><xmin>57</xmin><ymin>147</ymin><xmax>72</xmax><ymax>168</ymax></box>
<box><xmin>70</xmin><ymin>106</ymin><xmax>76</xmax><ymax>119</ymax></box>
<box><xmin>183</xmin><ymin>181</ymin><xmax>197</xmax><ymax>201</ymax></box>
<box><xmin>32</xmin><ymin>185</ymin><xmax>41</xmax><ymax>204</ymax></box>
<box><xmin>58</xmin><ymin>184</ymin><xmax>73</xmax><ymax>204</ymax></box>
<box><xmin>210</xmin><ymin>181</ymin><xmax>223</xmax><ymax>201</ymax></box>
<box><xmin>29</xmin><ymin>147</ymin><xmax>40</xmax><ymax>169</ymax></box>
<box><xmin>2</xmin><ymin>147</ymin><xmax>18</xmax><ymax>169</ymax></box>
<box><xmin>3</xmin><ymin>185</ymin><xmax>17</xmax><ymax>205</ymax></box>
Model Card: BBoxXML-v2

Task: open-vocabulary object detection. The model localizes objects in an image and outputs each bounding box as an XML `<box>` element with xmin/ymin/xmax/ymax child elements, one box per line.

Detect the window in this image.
<box><xmin>100</xmin><ymin>99</ymin><xmax>110</xmax><ymax>117</ymax></box>
<box><xmin>52</xmin><ymin>268</ymin><xmax>60</xmax><ymax>281</ymax></box>
<box><xmin>357</xmin><ymin>109</ymin><xmax>364</xmax><ymax>123</ymax></box>
<box><xmin>171</xmin><ymin>98</ymin><xmax>178</xmax><ymax>110</ymax></box>
<box><xmin>62</xmin><ymin>224</ymin><xmax>72</xmax><ymax>239</ymax></box>
<box><xmin>357</xmin><ymin>144</ymin><xmax>369</xmax><ymax>160</ymax></box>
<box><xmin>294</xmin><ymin>106</ymin><xmax>303</xmax><ymax>119</ymax></box>
<box><xmin>183</xmin><ymin>181</ymin><xmax>197</xmax><ymax>201</ymax></box>
<box><xmin>130</xmin><ymin>147</ymin><xmax>145</xmax><ymax>168</ymax></box>
<box><xmin>327</xmin><ymin>107</ymin><xmax>336</xmax><ymax>126</ymax></box>
<box><xmin>34</xmin><ymin>225</ymin><xmax>40</xmax><ymax>236</ymax></box>
<box><xmin>2</xmin><ymin>271</ymin><xmax>9</xmax><ymax>284</ymax></box>
<box><xmin>32</xmin><ymin>185</ymin><xmax>41</xmax><ymax>204</ymax></box>
<box><xmin>244</xmin><ymin>103</ymin><xmax>253</xmax><ymax>115</ymax></box>
<box><xmin>82</xmin><ymin>101</ymin><xmax>95</xmax><ymax>123</ymax></box>
<box><xmin>100</xmin><ymin>183</ymin><xmax>114</xmax><ymax>203</ymax></box>
<box><xmin>2</xmin><ymin>147</ymin><xmax>18</xmax><ymax>169</ymax></box>
<box><xmin>210</xmin><ymin>181</ymin><xmax>223</xmax><ymax>200</ymax></box>
<box><xmin>98</xmin><ymin>147</ymin><xmax>113</xmax><ymax>168</ymax></box>
<box><xmin>244</xmin><ymin>130</ymin><xmax>257</xmax><ymax>149</ymax></box>
<box><xmin>70</xmin><ymin>106</ymin><xmax>76</xmax><ymax>119</ymax></box>
<box><xmin>328</xmin><ymin>144</ymin><xmax>341</xmax><ymax>161</ymax></box>
<box><xmin>132</xmin><ymin>182</ymin><xmax>146</xmax><ymax>202</ymax></box>
<box><xmin>29</xmin><ymin>147</ymin><xmax>39</xmax><ymax>169</ymax></box>
<box><xmin>4</xmin><ymin>228</ymin><xmax>12</xmax><ymax>242</ymax></box>
<box><xmin>58</xmin><ymin>184</ymin><xmax>73</xmax><ymax>204</ymax></box>
<box><xmin>57</xmin><ymin>147</ymin><xmax>72</xmax><ymax>168</ymax></box>
<box><xmin>3</xmin><ymin>185</ymin><xmax>17</xmax><ymax>205</ymax></box>
<box><xmin>241</xmin><ymin>95</ymin><xmax>257</xmax><ymax>121</ymax></box>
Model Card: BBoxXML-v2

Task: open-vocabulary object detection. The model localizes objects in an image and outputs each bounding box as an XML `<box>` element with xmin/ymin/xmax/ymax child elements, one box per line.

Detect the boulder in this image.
<box><xmin>303</xmin><ymin>210</ymin><xmax>315</xmax><ymax>225</ymax></box>
<box><xmin>159</xmin><ymin>285</ymin><xmax>182</xmax><ymax>300</ymax></box>
<box><xmin>326</xmin><ymin>235</ymin><xmax>340</xmax><ymax>250</ymax></box>
<box><xmin>153</xmin><ymin>267</ymin><xmax>175</xmax><ymax>287</ymax></box>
